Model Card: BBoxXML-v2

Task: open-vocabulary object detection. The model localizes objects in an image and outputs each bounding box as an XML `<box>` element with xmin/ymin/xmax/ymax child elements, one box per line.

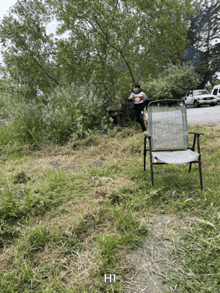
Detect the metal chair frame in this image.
<box><xmin>143</xmin><ymin>99</ymin><xmax>204</xmax><ymax>190</ymax></box>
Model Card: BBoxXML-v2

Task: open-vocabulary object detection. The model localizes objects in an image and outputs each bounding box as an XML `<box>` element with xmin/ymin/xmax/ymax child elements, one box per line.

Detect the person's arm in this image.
<box><xmin>128</xmin><ymin>93</ymin><xmax>133</xmax><ymax>100</ymax></box>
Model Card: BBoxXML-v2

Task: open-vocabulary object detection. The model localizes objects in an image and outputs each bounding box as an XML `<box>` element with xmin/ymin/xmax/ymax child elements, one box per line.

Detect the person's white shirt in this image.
<box><xmin>129</xmin><ymin>91</ymin><xmax>148</xmax><ymax>104</ymax></box>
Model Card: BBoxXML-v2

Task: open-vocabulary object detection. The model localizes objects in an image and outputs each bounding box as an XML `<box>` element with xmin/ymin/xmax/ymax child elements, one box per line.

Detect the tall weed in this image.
<box><xmin>0</xmin><ymin>83</ymin><xmax>111</xmax><ymax>152</ymax></box>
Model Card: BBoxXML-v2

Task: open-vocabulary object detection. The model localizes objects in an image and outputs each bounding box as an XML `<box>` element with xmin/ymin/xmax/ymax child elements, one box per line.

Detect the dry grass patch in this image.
<box><xmin>123</xmin><ymin>213</ymin><xmax>196</xmax><ymax>293</ymax></box>
<box><xmin>3</xmin><ymin>127</ymin><xmax>144</xmax><ymax>178</ymax></box>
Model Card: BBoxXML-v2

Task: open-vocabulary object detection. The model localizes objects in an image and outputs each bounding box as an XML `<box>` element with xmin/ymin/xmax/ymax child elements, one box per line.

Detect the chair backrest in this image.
<box><xmin>148</xmin><ymin>100</ymin><xmax>188</xmax><ymax>150</ymax></box>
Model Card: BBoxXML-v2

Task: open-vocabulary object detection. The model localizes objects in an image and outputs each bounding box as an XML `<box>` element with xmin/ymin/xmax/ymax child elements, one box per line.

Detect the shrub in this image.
<box><xmin>143</xmin><ymin>63</ymin><xmax>201</xmax><ymax>100</ymax></box>
<box><xmin>0</xmin><ymin>83</ymin><xmax>111</xmax><ymax>150</ymax></box>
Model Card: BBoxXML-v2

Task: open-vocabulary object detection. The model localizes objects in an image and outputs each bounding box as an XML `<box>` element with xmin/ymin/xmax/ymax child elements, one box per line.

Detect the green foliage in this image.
<box><xmin>0</xmin><ymin>83</ymin><xmax>110</xmax><ymax>151</ymax></box>
<box><xmin>0</xmin><ymin>0</ymin><xmax>197</xmax><ymax>101</ymax></box>
<box><xmin>144</xmin><ymin>63</ymin><xmax>201</xmax><ymax>100</ymax></box>
<box><xmin>186</xmin><ymin>0</ymin><xmax>220</xmax><ymax>88</ymax></box>
<box><xmin>0</xmin><ymin>0</ymin><xmax>59</xmax><ymax>102</ymax></box>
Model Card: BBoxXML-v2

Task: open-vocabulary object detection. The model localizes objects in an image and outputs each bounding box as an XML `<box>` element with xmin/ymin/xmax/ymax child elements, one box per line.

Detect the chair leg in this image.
<box><xmin>189</xmin><ymin>162</ymin><xmax>192</xmax><ymax>173</ymax></box>
<box><xmin>150</xmin><ymin>162</ymin><xmax>154</xmax><ymax>187</ymax></box>
<box><xmin>144</xmin><ymin>137</ymin><xmax>146</xmax><ymax>171</ymax></box>
<box><xmin>198</xmin><ymin>156</ymin><xmax>203</xmax><ymax>190</ymax></box>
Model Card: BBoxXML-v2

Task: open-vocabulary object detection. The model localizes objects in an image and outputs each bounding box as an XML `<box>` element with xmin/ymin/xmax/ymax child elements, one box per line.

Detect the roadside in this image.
<box><xmin>186</xmin><ymin>105</ymin><xmax>220</xmax><ymax>126</ymax></box>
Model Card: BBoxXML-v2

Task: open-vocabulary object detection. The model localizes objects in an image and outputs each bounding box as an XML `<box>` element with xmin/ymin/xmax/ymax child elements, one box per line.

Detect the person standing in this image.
<box><xmin>128</xmin><ymin>83</ymin><xmax>148</xmax><ymax>132</ymax></box>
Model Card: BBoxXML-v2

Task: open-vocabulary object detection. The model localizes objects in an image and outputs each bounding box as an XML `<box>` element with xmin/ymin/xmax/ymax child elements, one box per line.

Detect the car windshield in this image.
<box><xmin>194</xmin><ymin>90</ymin><xmax>209</xmax><ymax>95</ymax></box>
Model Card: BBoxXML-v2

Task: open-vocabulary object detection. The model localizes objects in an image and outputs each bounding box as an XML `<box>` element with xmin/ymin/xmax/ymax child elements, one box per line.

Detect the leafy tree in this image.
<box><xmin>48</xmin><ymin>0</ymin><xmax>196</xmax><ymax>98</ymax></box>
<box><xmin>184</xmin><ymin>0</ymin><xmax>220</xmax><ymax>87</ymax></box>
<box><xmin>0</xmin><ymin>0</ymin><xmax>196</xmax><ymax>102</ymax></box>
<box><xmin>0</xmin><ymin>0</ymin><xmax>60</xmax><ymax>103</ymax></box>
<box><xmin>144</xmin><ymin>63</ymin><xmax>201</xmax><ymax>100</ymax></box>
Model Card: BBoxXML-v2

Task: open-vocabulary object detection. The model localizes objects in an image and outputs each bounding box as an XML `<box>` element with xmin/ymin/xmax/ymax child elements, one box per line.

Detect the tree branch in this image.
<box><xmin>136</xmin><ymin>16</ymin><xmax>189</xmax><ymax>82</ymax></box>
<box><xmin>106</xmin><ymin>0</ymin><xmax>119</xmax><ymax>35</ymax></box>
<box><xmin>17</xmin><ymin>34</ymin><xmax>59</xmax><ymax>86</ymax></box>
<box><xmin>56</xmin><ymin>0</ymin><xmax>136</xmax><ymax>82</ymax></box>
<box><xmin>13</xmin><ymin>0</ymin><xmax>60</xmax><ymax>86</ymax></box>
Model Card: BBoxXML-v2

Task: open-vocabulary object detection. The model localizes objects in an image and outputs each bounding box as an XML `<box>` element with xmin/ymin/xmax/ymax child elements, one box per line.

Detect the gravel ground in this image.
<box><xmin>143</xmin><ymin>105</ymin><xmax>220</xmax><ymax>127</ymax></box>
<box><xmin>186</xmin><ymin>105</ymin><xmax>220</xmax><ymax>126</ymax></box>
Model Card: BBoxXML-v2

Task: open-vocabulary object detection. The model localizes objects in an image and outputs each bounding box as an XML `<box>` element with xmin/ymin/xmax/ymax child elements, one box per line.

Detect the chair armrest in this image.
<box><xmin>188</xmin><ymin>132</ymin><xmax>204</xmax><ymax>153</ymax></box>
<box><xmin>188</xmin><ymin>132</ymin><xmax>204</xmax><ymax>135</ymax></box>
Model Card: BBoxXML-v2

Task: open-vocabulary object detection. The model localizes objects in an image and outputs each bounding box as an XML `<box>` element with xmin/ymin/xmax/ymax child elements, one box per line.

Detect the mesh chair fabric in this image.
<box><xmin>152</xmin><ymin>149</ymin><xmax>200</xmax><ymax>164</ymax></box>
<box><xmin>148</xmin><ymin>106</ymin><xmax>188</xmax><ymax>150</ymax></box>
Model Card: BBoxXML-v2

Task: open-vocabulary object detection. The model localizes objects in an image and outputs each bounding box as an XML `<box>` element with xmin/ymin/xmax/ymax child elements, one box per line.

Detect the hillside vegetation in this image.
<box><xmin>0</xmin><ymin>113</ymin><xmax>220</xmax><ymax>292</ymax></box>
<box><xmin>1</xmin><ymin>1</ymin><xmax>220</xmax><ymax>290</ymax></box>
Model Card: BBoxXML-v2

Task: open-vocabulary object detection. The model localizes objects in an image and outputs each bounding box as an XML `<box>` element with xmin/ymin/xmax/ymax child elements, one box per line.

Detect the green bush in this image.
<box><xmin>0</xmin><ymin>83</ymin><xmax>111</xmax><ymax>151</ymax></box>
<box><xmin>143</xmin><ymin>63</ymin><xmax>201</xmax><ymax>100</ymax></box>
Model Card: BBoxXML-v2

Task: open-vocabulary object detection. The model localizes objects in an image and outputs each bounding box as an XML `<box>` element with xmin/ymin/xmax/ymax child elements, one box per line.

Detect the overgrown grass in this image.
<box><xmin>0</xmin><ymin>83</ymin><xmax>136</xmax><ymax>156</ymax></box>
<box><xmin>0</xmin><ymin>99</ymin><xmax>220</xmax><ymax>291</ymax></box>
<box><xmin>0</xmin><ymin>83</ymin><xmax>116</xmax><ymax>154</ymax></box>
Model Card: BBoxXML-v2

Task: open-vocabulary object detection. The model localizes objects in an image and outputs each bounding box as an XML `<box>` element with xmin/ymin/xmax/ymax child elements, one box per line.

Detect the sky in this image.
<box><xmin>0</xmin><ymin>0</ymin><xmax>17</xmax><ymax>20</ymax></box>
<box><xmin>0</xmin><ymin>1</ymin><xmax>17</xmax><ymax>64</ymax></box>
<box><xmin>0</xmin><ymin>0</ymin><xmax>58</xmax><ymax>64</ymax></box>
<box><xmin>0</xmin><ymin>0</ymin><xmax>57</xmax><ymax>33</ymax></box>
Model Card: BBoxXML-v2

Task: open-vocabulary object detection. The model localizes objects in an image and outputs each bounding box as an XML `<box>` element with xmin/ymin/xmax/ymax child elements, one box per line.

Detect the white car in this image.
<box><xmin>211</xmin><ymin>85</ymin><xmax>220</xmax><ymax>104</ymax></box>
<box><xmin>183</xmin><ymin>89</ymin><xmax>218</xmax><ymax>108</ymax></box>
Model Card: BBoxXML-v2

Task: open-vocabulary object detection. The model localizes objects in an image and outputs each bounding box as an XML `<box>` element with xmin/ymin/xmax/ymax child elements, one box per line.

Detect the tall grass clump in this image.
<box><xmin>166</xmin><ymin>206</ymin><xmax>220</xmax><ymax>292</ymax></box>
<box><xmin>17</xmin><ymin>222</ymin><xmax>50</xmax><ymax>254</ymax></box>
<box><xmin>0</xmin><ymin>83</ymin><xmax>112</xmax><ymax>153</ymax></box>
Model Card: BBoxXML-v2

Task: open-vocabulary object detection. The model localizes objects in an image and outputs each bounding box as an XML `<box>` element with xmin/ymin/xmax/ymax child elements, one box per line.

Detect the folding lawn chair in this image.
<box><xmin>143</xmin><ymin>99</ymin><xmax>204</xmax><ymax>190</ymax></box>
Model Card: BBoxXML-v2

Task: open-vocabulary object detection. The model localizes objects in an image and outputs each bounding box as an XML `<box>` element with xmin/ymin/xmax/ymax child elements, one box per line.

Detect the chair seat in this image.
<box><xmin>152</xmin><ymin>149</ymin><xmax>200</xmax><ymax>164</ymax></box>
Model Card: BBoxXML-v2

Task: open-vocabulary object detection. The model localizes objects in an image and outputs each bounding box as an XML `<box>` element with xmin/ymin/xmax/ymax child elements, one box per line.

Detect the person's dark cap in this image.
<box><xmin>132</xmin><ymin>83</ymin><xmax>140</xmax><ymax>89</ymax></box>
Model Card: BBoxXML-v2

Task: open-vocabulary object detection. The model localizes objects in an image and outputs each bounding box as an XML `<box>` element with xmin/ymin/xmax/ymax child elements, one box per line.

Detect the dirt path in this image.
<box><xmin>124</xmin><ymin>214</ymin><xmax>184</xmax><ymax>293</ymax></box>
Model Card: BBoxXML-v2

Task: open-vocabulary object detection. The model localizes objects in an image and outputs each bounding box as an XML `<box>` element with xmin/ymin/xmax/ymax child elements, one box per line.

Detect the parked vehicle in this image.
<box><xmin>211</xmin><ymin>85</ymin><xmax>220</xmax><ymax>104</ymax></box>
<box><xmin>182</xmin><ymin>89</ymin><xmax>218</xmax><ymax>108</ymax></box>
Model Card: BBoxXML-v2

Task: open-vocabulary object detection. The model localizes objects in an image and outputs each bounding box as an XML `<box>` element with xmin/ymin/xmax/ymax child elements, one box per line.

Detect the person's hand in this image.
<box><xmin>128</xmin><ymin>97</ymin><xmax>132</xmax><ymax>100</ymax></box>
